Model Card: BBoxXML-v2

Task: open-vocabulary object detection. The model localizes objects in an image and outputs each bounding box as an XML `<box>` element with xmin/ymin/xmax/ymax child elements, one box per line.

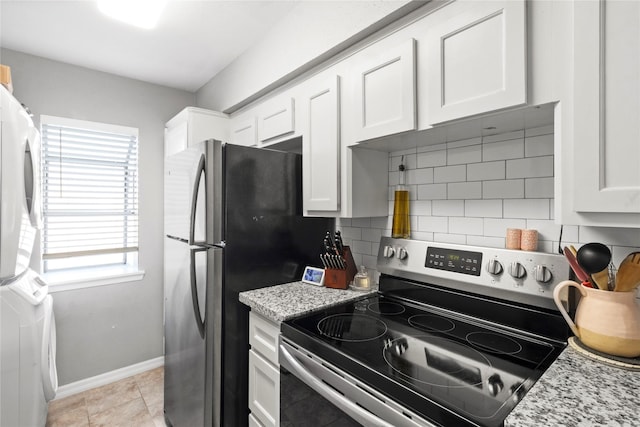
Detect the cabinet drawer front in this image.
<box><xmin>231</xmin><ymin>117</ymin><xmax>258</xmax><ymax>147</ymax></box>
<box><xmin>249</xmin><ymin>311</ymin><xmax>280</xmax><ymax>365</ymax></box>
<box><xmin>249</xmin><ymin>350</ymin><xmax>280</xmax><ymax>427</ymax></box>
<box><xmin>259</xmin><ymin>98</ymin><xmax>295</xmax><ymax>142</ymax></box>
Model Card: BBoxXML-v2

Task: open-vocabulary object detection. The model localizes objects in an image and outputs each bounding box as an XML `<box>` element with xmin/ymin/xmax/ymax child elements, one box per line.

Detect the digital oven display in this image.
<box><xmin>425</xmin><ymin>247</ymin><xmax>482</xmax><ymax>276</ymax></box>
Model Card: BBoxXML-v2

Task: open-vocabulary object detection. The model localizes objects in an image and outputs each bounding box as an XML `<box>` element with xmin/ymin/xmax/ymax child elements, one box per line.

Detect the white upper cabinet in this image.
<box><xmin>557</xmin><ymin>0</ymin><xmax>640</xmax><ymax>227</ymax></box>
<box><xmin>301</xmin><ymin>75</ymin><xmax>341</xmax><ymax>213</ymax></box>
<box><xmin>230</xmin><ymin>117</ymin><xmax>258</xmax><ymax>147</ymax></box>
<box><xmin>165</xmin><ymin>107</ymin><xmax>229</xmax><ymax>157</ymax></box>
<box><xmin>425</xmin><ymin>0</ymin><xmax>526</xmax><ymax>124</ymax></box>
<box><xmin>349</xmin><ymin>38</ymin><xmax>416</xmax><ymax>143</ymax></box>
<box><xmin>258</xmin><ymin>97</ymin><xmax>295</xmax><ymax>143</ymax></box>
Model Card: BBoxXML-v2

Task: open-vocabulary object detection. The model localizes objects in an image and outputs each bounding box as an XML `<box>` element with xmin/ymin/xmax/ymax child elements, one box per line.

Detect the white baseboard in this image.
<box><xmin>54</xmin><ymin>356</ymin><xmax>164</xmax><ymax>400</ymax></box>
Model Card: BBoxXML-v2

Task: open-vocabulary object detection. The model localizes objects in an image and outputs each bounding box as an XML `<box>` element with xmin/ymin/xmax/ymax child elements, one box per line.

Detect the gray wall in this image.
<box><xmin>196</xmin><ymin>0</ymin><xmax>416</xmax><ymax>112</ymax></box>
<box><xmin>1</xmin><ymin>48</ymin><xmax>195</xmax><ymax>385</ymax></box>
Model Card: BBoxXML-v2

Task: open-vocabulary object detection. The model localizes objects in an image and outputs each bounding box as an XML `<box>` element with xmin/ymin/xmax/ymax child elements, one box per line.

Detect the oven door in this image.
<box><xmin>279</xmin><ymin>338</ymin><xmax>435</xmax><ymax>427</ymax></box>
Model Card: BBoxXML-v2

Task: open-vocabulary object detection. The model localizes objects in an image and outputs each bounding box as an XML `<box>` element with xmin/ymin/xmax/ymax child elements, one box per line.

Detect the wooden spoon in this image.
<box><xmin>614</xmin><ymin>252</ymin><xmax>640</xmax><ymax>292</ymax></box>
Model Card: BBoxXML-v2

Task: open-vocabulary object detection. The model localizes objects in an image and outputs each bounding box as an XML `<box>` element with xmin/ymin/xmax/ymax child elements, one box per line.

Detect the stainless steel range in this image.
<box><xmin>279</xmin><ymin>238</ymin><xmax>573</xmax><ymax>427</ymax></box>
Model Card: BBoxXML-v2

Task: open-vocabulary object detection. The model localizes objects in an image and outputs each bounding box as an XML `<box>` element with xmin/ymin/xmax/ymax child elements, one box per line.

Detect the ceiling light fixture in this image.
<box><xmin>97</xmin><ymin>0</ymin><xmax>168</xmax><ymax>30</ymax></box>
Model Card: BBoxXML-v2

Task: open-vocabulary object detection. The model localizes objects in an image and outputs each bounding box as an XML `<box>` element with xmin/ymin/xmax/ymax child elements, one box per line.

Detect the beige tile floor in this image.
<box><xmin>46</xmin><ymin>367</ymin><xmax>166</xmax><ymax>427</ymax></box>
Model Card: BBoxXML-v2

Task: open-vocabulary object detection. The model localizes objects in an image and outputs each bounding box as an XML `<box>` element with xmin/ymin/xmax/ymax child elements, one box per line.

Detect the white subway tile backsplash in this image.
<box><xmin>524</xmin><ymin>219</ymin><xmax>562</xmax><ymax>242</ymax></box>
<box><xmin>389</xmin><ymin>152</ymin><xmax>417</xmax><ymax>172</ymax></box>
<box><xmin>467</xmin><ymin>161</ymin><xmax>506</xmax><ymax>181</ymax></box>
<box><xmin>447</xmin><ymin>144</ymin><xmax>482</xmax><ymax>165</ymax></box>
<box><xmin>579</xmin><ymin>227</ymin><xmax>640</xmax><ymax>247</ymax></box>
<box><xmin>351</xmin><ymin>217</ymin><xmax>372</xmax><ymax>228</ymax></box>
<box><xmin>506</xmin><ymin>156</ymin><xmax>553</xmax><ymax>179</ymax></box>
<box><xmin>417</xmin><ymin>150</ymin><xmax>447</xmax><ymax>168</ymax></box>
<box><xmin>466</xmin><ymin>235</ymin><xmax>505</xmax><ymax>248</ymax></box>
<box><xmin>432</xmin><ymin>200</ymin><xmax>465</xmax><ymax>217</ymax></box>
<box><xmin>483</xmin><ymin>130</ymin><xmax>525</xmax><ymax>144</ymax></box>
<box><xmin>434</xmin><ymin>165</ymin><xmax>466</xmax><ymax>183</ymax></box>
<box><xmin>483</xmin><ymin>218</ymin><xmax>527</xmax><ymax>237</ymax></box>
<box><xmin>503</xmin><ymin>199</ymin><xmax>550</xmax><ymax>219</ymax></box>
<box><xmin>370</xmin><ymin>216</ymin><xmax>391</xmax><ymax>229</ymax></box>
<box><xmin>434</xmin><ymin>233</ymin><xmax>467</xmax><ymax>244</ymax></box>
<box><xmin>525</xmin><ymin>134</ymin><xmax>554</xmax><ymax>157</ymax></box>
<box><xmin>482</xmin><ymin>179</ymin><xmax>525</xmax><ymax>199</ymax></box>
<box><xmin>345</xmin><ymin>123</ymin><xmax>637</xmax><ymax>267</ymax></box>
<box><xmin>483</xmin><ymin>139</ymin><xmax>524</xmax><ymax>161</ymax></box>
<box><xmin>449</xmin><ymin>217</ymin><xmax>484</xmax><ymax>235</ymax></box>
<box><xmin>339</xmin><ymin>226</ymin><xmax>362</xmax><ymax>241</ymax></box>
<box><xmin>418</xmin><ymin>216</ymin><xmax>448</xmax><ymax>232</ymax></box>
<box><xmin>447</xmin><ymin>137</ymin><xmax>482</xmax><ymax>149</ymax></box>
<box><xmin>351</xmin><ymin>240</ymin><xmax>374</xmax><ymax>256</ymax></box>
<box><xmin>417</xmin><ymin>143</ymin><xmax>447</xmax><ymax>153</ymax></box>
<box><xmin>411</xmin><ymin>200</ymin><xmax>432</xmax><ymax>216</ymax></box>
<box><xmin>362</xmin><ymin>227</ymin><xmax>383</xmax><ymax>243</ymax></box>
<box><xmin>412</xmin><ymin>231</ymin><xmax>435</xmax><ymax>241</ymax></box>
<box><xmin>417</xmin><ymin>183</ymin><xmax>448</xmax><ymax>200</ymax></box>
<box><xmin>525</xmin><ymin>177</ymin><xmax>554</xmax><ymax>198</ymax></box>
<box><xmin>408</xmin><ymin>168</ymin><xmax>434</xmax><ymax>185</ymax></box>
<box><xmin>525</xmin><ymin>125</ymin><xmax>553</xmax><ymax>137</ymax></box>
<box><xmin>465</xmin><ymin>200</ymin><xmax>503</xmax><ymax>218</ymax></box>
<box><xmin>448</xmin><ymin>182</ymin><xmax>482</xmax><ymax>200</ymax></box>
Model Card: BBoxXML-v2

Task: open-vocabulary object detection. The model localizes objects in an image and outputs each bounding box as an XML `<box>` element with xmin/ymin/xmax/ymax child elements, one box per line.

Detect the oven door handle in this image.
<box><xmin>279</xmin><ymin>343</ymin><xmax>395</xmax><ymax>427</ymax></box>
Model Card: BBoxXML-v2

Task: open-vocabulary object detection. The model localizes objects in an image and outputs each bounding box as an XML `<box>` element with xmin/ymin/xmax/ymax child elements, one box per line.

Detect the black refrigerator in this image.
<box><xmin>163</xmin><ymin>140</ymin><xmax>333</xmax><ymax>427</ymax></box>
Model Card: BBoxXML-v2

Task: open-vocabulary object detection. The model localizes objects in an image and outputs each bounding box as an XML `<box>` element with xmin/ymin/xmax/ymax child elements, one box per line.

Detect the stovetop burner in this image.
<box><xmin>408</xmin><ymin>314</ymin><xmax>456</xmax><ymax>333</ymax></box>
<box><xmin>367</xmin><ymin>301</ymin><xmax>405</xmax><ymax>315</ymax></box>
<box><xmin>467</xmin><ymin>331</ymin><xmax>524</xmax><ymax>355</ymax></box>
<box><xmin>317</xmin><ymin>313</ymin><xmax>387</xmax><ymax>342</ymax></box>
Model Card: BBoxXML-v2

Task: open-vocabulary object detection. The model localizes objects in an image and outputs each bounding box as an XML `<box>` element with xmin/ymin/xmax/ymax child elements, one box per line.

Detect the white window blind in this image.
<box><xmin>40</xmin><ymin>116</ymin><xmax>138</xmax><ymax>272</ymax></box>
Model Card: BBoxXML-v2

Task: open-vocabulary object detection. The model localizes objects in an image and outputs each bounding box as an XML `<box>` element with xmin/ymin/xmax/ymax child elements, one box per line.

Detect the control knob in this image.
<box><xmin>509</xmin><ymin>262</ymin><xmax>526</xmax><ymax>279</ymax></box>
<box><xmin>486</xmin><ymin>259</ymin><xmax>504</xmax><ymax>275</ymax></box>
<box><xmin>383</xmin><ymin>246</ymin><xmax>395</xmax><ymax>258</ymax></box>
<box><xmin>486</xmin><ymin>374</ymin><xmax>504</xmax><ymax>397</ymax></box>
<box><xmin>397</xmin><ymin>247</ymin><xmax>408</xmax><ymax>260</ymax></box>
<box><xmin>534</xmin><ymin>265</ymin><xmax>553</xmax><ymax>283</ymax></box>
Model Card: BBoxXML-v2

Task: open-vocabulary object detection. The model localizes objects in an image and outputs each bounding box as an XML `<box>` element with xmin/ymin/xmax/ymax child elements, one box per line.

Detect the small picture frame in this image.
<box><xmin>302</xmin><ymin>266</ymin><xmax>325</xmax><ymax>286</ymax></box>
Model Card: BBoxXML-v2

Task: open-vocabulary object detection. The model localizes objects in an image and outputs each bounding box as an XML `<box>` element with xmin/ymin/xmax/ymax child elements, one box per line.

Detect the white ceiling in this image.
<box><xmin>0</xmin><ymin>0</ymin><xmax>300</xmax><ymax>92</ymax></box>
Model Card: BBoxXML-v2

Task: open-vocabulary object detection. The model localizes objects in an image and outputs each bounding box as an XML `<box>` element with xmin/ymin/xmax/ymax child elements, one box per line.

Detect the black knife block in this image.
<box><xmin>324</xmin><ymin>246</ymin><xmax>357</xmax><ymax>290</ymax></box>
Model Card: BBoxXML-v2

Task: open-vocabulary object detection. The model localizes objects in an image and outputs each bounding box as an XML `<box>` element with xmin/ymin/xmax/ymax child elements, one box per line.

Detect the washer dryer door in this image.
<box><xmin>41</xmin><ymin>295</ymin><xmax>58</xmax><ymax>401</ymax></box>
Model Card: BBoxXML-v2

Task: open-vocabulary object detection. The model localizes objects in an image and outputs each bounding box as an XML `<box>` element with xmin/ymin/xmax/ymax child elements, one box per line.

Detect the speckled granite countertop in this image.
<box><xmin>506</xmin><ymin>347</ymin><xmax>640</xmax><ymax>426</ymax></box>
<box><xmin>239</xmin><ymin>281</ymin><xmax>376</xmax><ymax>323</ymax></box>
<box><xmin>240</xmin><ymin>282</ymin><xmax>640</xmax><ymax>426</ymax></box>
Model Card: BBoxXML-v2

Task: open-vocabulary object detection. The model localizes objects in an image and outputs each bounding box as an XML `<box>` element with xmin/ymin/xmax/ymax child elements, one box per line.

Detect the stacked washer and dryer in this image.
<box><xmin>1</xmin><ymin>84</ymin><xmax>58</xmax><ymax>426</ymax></box>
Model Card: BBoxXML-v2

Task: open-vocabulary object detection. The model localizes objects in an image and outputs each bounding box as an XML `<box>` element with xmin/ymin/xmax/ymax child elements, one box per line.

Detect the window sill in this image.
<box><xmin>45</xmin><ymin>266</ymin><xmax>145</xmax><ymax>293</ymax></box>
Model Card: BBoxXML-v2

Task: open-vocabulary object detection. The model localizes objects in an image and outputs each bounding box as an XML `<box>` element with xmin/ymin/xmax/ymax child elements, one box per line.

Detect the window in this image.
<box><xmin>40</xmin><ymin>116</ymin><xmax>139</xmax><ymax>276</ymax></box>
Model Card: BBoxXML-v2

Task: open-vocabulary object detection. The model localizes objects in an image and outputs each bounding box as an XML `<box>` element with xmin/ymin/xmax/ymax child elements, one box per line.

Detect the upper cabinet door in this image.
<box><xmin>426</xmin><ymin>0</ymin><xmax>526</xmax><ymax>124</ymax></box>
<box><xmin>302</xmin><ymin>76</ymin><xmax>341</xmax><ymax>213</ymax></box>
<box><xmin>571</xmin><ymin>0</ymin><xmax>640</xmax><ymax>215</ymax></box>
<box><xmin>351</xmin><ymin>38</ymin><xmax>416</xmax><ymax>143</ymax></box>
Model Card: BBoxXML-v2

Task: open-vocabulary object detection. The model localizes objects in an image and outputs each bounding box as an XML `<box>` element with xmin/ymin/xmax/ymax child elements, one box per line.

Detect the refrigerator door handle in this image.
<box><xmin>189</xmin><ymin>154</ymin><xmax>206</xmax><ymax>245</ymax></box>
<box><xmin>190</xmin><ymin>247</ymin><xmax>206</xmax><ymax>339</ymax></box>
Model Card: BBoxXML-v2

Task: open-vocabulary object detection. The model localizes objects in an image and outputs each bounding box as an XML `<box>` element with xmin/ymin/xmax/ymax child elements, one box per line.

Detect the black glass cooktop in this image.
<box><xmin>281</xmin><ymin>294</ymin><xmax>565</xmax><ymax>427</ymax></box>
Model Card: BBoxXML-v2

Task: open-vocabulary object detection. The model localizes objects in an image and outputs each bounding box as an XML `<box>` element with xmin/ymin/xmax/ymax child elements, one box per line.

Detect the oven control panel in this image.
<box><xmin>426</xmin><ymin>247</ymin><xmax>482</xmax><ymax>276</ymax></box>
<box><xmin>377</xmin><ymin>237</ymin><xmax>571</xmax><ymax>310</ymax></box>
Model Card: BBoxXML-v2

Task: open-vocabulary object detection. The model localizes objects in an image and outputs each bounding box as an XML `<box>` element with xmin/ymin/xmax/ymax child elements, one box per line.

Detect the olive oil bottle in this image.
<box><xmin>392</xmin><ymin>159</ymin><xmax>410</xmax><ymax>239</ymax></box>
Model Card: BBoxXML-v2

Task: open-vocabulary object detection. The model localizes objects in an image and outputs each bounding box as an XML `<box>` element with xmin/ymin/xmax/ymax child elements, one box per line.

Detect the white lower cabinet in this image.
<box><xmin>248</xmin><ymin>311</ymin><xmax>280</xmax><ymax>427</ymax></box>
